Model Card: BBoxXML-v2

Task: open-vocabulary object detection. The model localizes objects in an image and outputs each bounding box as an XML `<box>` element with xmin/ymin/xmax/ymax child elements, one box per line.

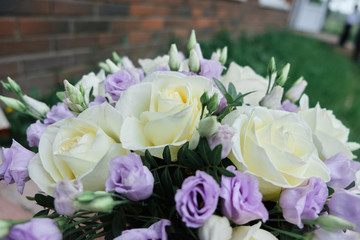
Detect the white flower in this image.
<box><xmin>222</xmin><ymin>106</ymin><xmax>330</xmax><ymax>200</ymax></box>
<box><xmin>259</xmin><ymin>86</ymin><xmax>284</xmax><ymax>110</ymax></box>
<box><xmin>298</xmin><ymin>104</ymin><xmax>357</xmax><ymax>160</ymax></box>
<box><xmin>138</xmin><ymin>55</ymin><xmax>169</xmax><ymax>74</ymax></box>
<box><xmin>28</xmin><ymin>103</ymin><xmax>128</xmax><ymax>195</ymax></box>
<box><xmin>231</xmin><ymin>222</ymin><xmax>278</xmax><ymax>240</ymax></box>
<box><xmin>23</xmin><ymin>95</ymin><xmax>50</xmax><ymax>115</ymax></box>
<box><xmin>220</xmin><ymin>62</ymin><xmax>271</xmax><ymax>106</ymax></box>
<box><xmin>75</xmin><ymin>70</ymin><xmax>106</xmax><ymax>103</ymax></box>
<box><xmin>198</xmin><ymin>215</ymin><xmax>232</xmax><ymax>240</ymax></box>
<box><xmin>117</xmin><ymin>71</ymin><xmax>217</xmax><ymax>159</ymax></box>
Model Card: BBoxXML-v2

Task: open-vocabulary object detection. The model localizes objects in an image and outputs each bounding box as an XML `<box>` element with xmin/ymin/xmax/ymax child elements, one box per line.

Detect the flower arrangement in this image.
<box><xmin>0</xmin><ymin>30</ymin><xmax>360</xmax><ymax>240</ymax></box>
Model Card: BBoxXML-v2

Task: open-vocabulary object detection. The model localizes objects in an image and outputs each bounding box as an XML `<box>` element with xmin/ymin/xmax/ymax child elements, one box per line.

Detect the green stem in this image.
<box><xmin>262</xmin><ymin>225</ymin><xmax>305</xmax><ymax>239</ymax></box>
<box><xmin>63</xmin><ymin>213</ymin><xmax>110</xmax><ymax>231</ymax></box>
<box><xmin>150</xmin><ymin>164</ymin><xmax>188</xmax><ymax>172</ymax></box>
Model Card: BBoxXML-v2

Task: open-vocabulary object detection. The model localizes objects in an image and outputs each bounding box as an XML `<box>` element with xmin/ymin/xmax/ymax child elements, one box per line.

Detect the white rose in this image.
<box><xmin>75</xmin><ymin>70</ymin><xmax>106</xmax><ymax>102</ymax></box>
<box><xmin>138</xmin><ymin>55</ymin><xmax>169</xmax><ymax>74</ymax></box>
<box><xmin>117</xmin><ymin>71</ymin><xmax>217</xmax><ymax>159</ymax></box>
<box><xmin>28</xmin><ymin>103</ymin><xmax>127</xmax><ymax>195</ymax></box>
<box><xmin>223</xmin><ymin>106</ymin><xmax>330</xmax><ymax>200</ymax></box>
<box><xmin>198</xmin><ymin>215</ymin><xmax>232</xmax><ymax>240</ymax></box>
<box><xmin>231</xmin><ymin>222</ymin><xmax>278</xmax><ymax>240</ymax></box>
<box><xmin>298</xmin><ymin>104</ymin><xmax>357</xmax><ymax>160</ymax></box>
<box><xmin>220</xmin><ymin>62</ymin><xmax>271</xmax><ymax>106</ymax></box>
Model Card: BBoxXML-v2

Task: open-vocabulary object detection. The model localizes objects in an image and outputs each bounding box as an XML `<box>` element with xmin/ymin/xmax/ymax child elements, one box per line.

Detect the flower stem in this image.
<box><xmin>262</xmin><ymin>224</ymin><xmax>306</xmax><ymax>239</ymax></box>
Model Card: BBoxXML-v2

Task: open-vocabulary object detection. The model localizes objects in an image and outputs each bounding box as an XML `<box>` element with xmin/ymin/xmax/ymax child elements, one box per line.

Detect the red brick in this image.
<box><xmin>194</xmin><ymin>18</ymin><xmax>214</xmax><ymax>28</ymax></box>
<box><xmin>192</xmin><ymin>9</ymin><xmax>202</xmax><ymax>18</ymax></box>
<box><xmin>130</xmin><ymin>5</ymin><xmax>155</xmax><ymax>17</ymax></box>
<box><xmin>111</xmin><ymin>19</ymin><xmax>141</xmax><ymax>32</ymax></box>
<box><xmin>142</xmin><ymin>18</ymin><xmax>164</xmax><ymax>30</ymax></box>
<box><xmin>128</xmin><ymin>31</ymin><xmax>152</xmax><ymax>44</ymax></box>
<box><xmin>18</xmin><ymin>18</ymin><xmax>69</xmax><ymax>36</ymax></box>
<box><xmin>0</xmin><ymin>0</ymin><xmax>51</xmax><ymax>16</ymax></box>
<box><xmin>0</xmin><ymin>39</ymin><xmax>51</xmax><ymax>56</ymax></box>
<box><xmin>53</xmin><ymin>2</ymin><xmax>93</xmax><ymax>16</ymax></box>
<box><xmin>55</xmin><ymin>35</ymin><xmax>98</xmax><ymax>50</ymax></box>
<box><xmin>0</xmin><ymin>62</ymin><xmax>19</xmax><ymax>78</ymax></box>
<box><xmin>0</xmin><ymin>18</ymin><xmax>15</xmax><ymax>37</ymax></box>
<box><xmin>56</xmin><ymin>64</ymin><xmax>89</xmax><ymax>84</ymax></box>
<box><xmin>97</xmin><ymin>33</ymin><xmax>123</xmax><ymax>46</ymax></box>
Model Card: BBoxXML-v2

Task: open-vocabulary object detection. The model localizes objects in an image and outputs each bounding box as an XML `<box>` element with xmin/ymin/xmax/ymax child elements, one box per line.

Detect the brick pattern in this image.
<box><xmin>0</xmin><ymin>0</ymin><xmax>291</xmax><ymax>95</ymax></box>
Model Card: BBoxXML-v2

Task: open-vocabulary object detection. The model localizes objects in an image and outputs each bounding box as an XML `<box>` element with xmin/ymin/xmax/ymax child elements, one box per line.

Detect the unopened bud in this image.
<box><xmin>7</xmin><ymin>77</ymin><xmax>22</xmax><ymax>95</ymax></box>
<box><xmin>64</xmin><ymin>80</ymin><xmax>83</xmax><ymax>105</ymax></box>
<box><xmin>169</xmin><ymin>44</ymin><xmax>181</xmax><ymax>71</ymax></box>
<box><xmin>211</xmin><ymin>49</ymin><xmax>221</xmax><ymax>62</ymax></box>
<box><xmin>267</xmin><ymin>57</ymin><xmax>276</xmax><ymax>76</ymax></box>
<box><xmin>207</xmin><ymin>94</ymin><xmax>219</xmax><ymax>113</ymax></box>
<box><xmin>285</xmin><ymin>77</ymin><xmax>308</xmax><ymax>102</ymax></box>
<box><xmin>99</xmin><ymin>62</ymin><xmax>111</xmax><ymax>73</ymax></box>
<box><xmin>198</xmin><ymin>116</ymin><xmax>218</xmax><ymax>137</ymax></box>
<box><xmin>187</xmin><ymin>29</ymin><xmax>197</xmax><ymax>51</ymax></box>
<box><xmin>105</xmin><ymin>59</ymin><xmax>120</xmax><ymax>73</ymax></box>
<box><xmin>0</xmin><ymin>96</ymin><xmax>26</xmax><ymax>112</ymax></box>
<box><xmin>219</xmin><ymin>46</ymin><xmax>228</xmax><ymax>65</ymax></box>
<box><xmin>189</xmin><ymin>49</ymin><xmax>200</xmax><ymax>73</ymax></box>
<box><xmin>260</xmin><ymin>86</ymin><xmax>284</xmax><ymax>110</ymax></box>
<box><xmin>0</xmin><ymin>219</ymin><xmax>12</xmax><ymax>239</ymax></box>
<box><xmin>305</xmin><ymin>215</ymin><xmax>356</xmax><ymax>232</ymax></box>
<box><xmin>200</xmin><ymin>92</ymin><xmax>210</xmax><ymax>106</ymax></box>
<box><xmin>275</xmin><ymin>63</ymin><xmax>290</xmax><ymax>87</ymax></box>
<box><xmin>194</xmin><ymin>43</ymin><xmax>203</xmax><ymax>60</ymax></box>
<box><xmin>23</xmin><ymin>95</ymin><xmax>50</xmax><ymax>115</ymax></box>
<box><xmin>112</xmin><ymin>51</ymin><xmax>122</xmax><ymax>64</ymax></box>
<box><xmin>74</xmin><ymin>191</ymin><xmax>115</xmax><ymax>213</ymax></box>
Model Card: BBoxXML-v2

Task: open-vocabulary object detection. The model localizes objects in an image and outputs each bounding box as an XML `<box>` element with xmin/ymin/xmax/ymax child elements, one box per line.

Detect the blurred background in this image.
<box><xmin>1</xmin><ymin>0</ymin><xmax>360</xmax><ymax>219</ymax></box>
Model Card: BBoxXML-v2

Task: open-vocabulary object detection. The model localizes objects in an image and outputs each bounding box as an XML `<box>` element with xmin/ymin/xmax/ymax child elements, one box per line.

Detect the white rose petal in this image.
<box><xmin>198</xmin><ymin>215</ymin><xmax>232</xmax><ymax>240</ymax></box>
<box><xmin>231</xmin><ymin>222</ymin><xmax>278</xmax><ymax>240</ymax></box>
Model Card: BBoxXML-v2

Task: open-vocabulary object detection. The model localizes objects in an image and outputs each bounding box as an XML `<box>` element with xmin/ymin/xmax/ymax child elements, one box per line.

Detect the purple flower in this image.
<box><xmin>0</xmin><ymin>140</ymin><xmax>34</xmax><ymax>194</ymax></box>
<box><xmin>214</xmin><ymin>96</ymin><xmax>227</xmax><ymax>115</ymax></box>
<box><xmin>105</xmin><ymin>69</ymin><xmax>141</xmax><ymax>101</ymax></box>
<box><xmin>26</xmin><ymin>120</ymin><xmax>47</xmax><ymax>147</ymax></box>
<box><xmin>175</xmin><ymin>171</ymin><xmax>220</xmax><ymax>228</ymax></box>
<box><xmin>207</xmin><ymin>124</ymin><xmax>235</xmax><ymax>159</ymax></box>
<box><xmin>44</xmin><ymin>102</ymin><xmax>75</xmax><ymax>125</ymax></box>
<box><xmin>279</xmin><ymin>177</ymin><xmax>328</xmax><ymax>228</ymax></box>
<box><xmin>325</xmin><ymin>152</ymin><xmax>360</xmax><ymax>191</ymax></box>
<box><xmin>220</xmin><ymin>166</ymin><xmax>268</xmax><ymax>224</ymax></box>
<box><xmin>280</xmin><ymin>100</ymin><xmax>298</xmax><ymax>112</ymax></box>
<box><xmin>88</xmin><ymin>96</ymin><xmax>108</xmax><ymax>107</ymax></box>
<box><xmin>199</xmin><ymin>59</ymin><xmax>225</xmax><ymax>81</ymax></box>
<box><xmin>115</xmin><ymin>219</ymin><xmax>171</xmax><ymax>240</ymax></box>
<box><xmin>105</xmin><ymin>153</ymin><xmax>154</xmax><ymax>201</ymax></box>
<box><xmin>4</xmin><ymin>218</ymin><xmax>62</xmax><ymax>240</ymax></box>
<box><xmin>312</xmin><ymin>228</ymin><xmax>357</xmax><ymax>240</ymax></box>
<box><xmin>329</xmin><ymin>190</ymin><xmax>360</xmax><ymax>233</ymax></box>
<box><xmin>154</xmin><ymin>66</ymin><xmax>170</xmax><ymax>72</ymax></box>
<box><xmin>54</xmin><ymin>178</ymin><xmax>83</xmax><ymax>216</ymax></box>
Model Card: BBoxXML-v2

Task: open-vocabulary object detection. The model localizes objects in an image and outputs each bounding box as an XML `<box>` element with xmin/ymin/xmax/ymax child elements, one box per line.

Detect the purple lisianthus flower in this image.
<box><xmin>279</xmin><ymin>177</ymin><xmax>328</xmax><ymax>228</ymax></box>
<box><xmin>220</xmin><ymin>166</ymin><xmax>268</xmax><ymax>224</ymax></box>
<box><xmin>44</xmin><ymin>102</ymin><xmax>75</xmax><ymax>125</ymax></box>
<box><xmin>115</xmin><ymin>219</ymin><xmax>171</xmax><ymax>240</ymax></box>
<box><xmin>105</xmin><ymin>69</ymin><xmax>141</xmax><ymax>101</ymax></box>
<box><xmin>199</xmin><ymin>59</ymin><xmax>225</xmax><ymax>81</ymax></box>
<box><xmin>54</xmin><ymin>178</ymin><xmax>83</xmax><ymax>216</ymax></box>
<box><xmin>207</xmin><ymin>124</ymin><xmax>235</xmax><ymax>159</ymax></box>
<box><xmin>175</xmin><ymin>171</ymin><xmax>220</xmax><ymax>228</ymax></box>
<box><xmin>0</xmin><ymin>140</ymin><xmax>35</xmax><ymax>194</ymax></box>
<box><xmin>329</xmin><ymin>190</ymin><xmax>360</xmax><ymax>233</ymax></box>
<box><xmin>26</xmin><ymin>120</ymin><xmax>47</xmax><ymax>147</ymax></box>
<box><xmin>214</xmin><ymin>96</ymin><xmax>227</xmax><ymax>115</ymax></box>
<box><xmin>325</xmin><ymin>152</ymin><xmax>360</xmax><ymax>191</ymax></box>
<box><xmin>105</xmin><ymin>153</ymin><xmax>154</xmax><ymax>201</ymax></box>
<box><xmin>4</xmin><ymin>218</ymin><xmax>62</xmax><ymax>240</ymax></box>
<box><xmin>88</xmin><ymin>96</ymin><xmax>108</xmax><ymax>107</ymax></box>
<box><xmin>280</xmin><ymin>99</ymin><xmax>298</xmax><ymax>112</ymax></box>
<box><xmin>312</xmin><ymin>228</ymin><xmax>357</xmax><ymax>240</ymax></box>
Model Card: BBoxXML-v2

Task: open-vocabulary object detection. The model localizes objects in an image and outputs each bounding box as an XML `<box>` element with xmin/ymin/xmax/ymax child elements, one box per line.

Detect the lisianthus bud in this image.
<box><xmin>99</xmin><ymin>61</ymin><xmax>111</xmax><ymax>72</ymax></box>
<box><xmin>64</xmin><ymin>80</ymin><xmax>83</xmax><ymax>105</ymax></box>
<box><xmin>207</xmin><ymin>93</ymin><xmax>219</xmax><ymax>113</ymax></box>
<box><xmin>23</xmin><ymin>95</ymin><xmax>50</xmax><ymax>115</ymax></box>
<box><xmin>7</xmin><ymin>77</ymin><xmax>22</xmax><ymax>95</ymax></box>
<box><xmin>198</xmin><ymin>116</ymin><xmax>218</xmax><ymax>137</ymax></box>
<box><xmin>0</xmin><ymin>219</ymin><xmax>12</xmax><ymax>239</ymax></box>
<box><xmin>194</xmin><ymin>43</ymin><xmax>204</xmax><ymax>60</ymax></box>
<box><xmin>0</xmin><ymin>96</ymin><xmax>26</xmax><ymax>113</ymax></box>
<box><xmin>285</xmin><ymin>77</ymin><xmax>308</xmax><ymax>102</ymax></box>
<box><xmin>211</xmin><ymin>49</ymin><xmax>221</xmax><ymax>62</ymax></box>
<box><xmin>310</xmin><ymin>215</ymin><xmax>356</xmax><ymax>232</ymax></box>
<box><xmin>112</xmin><ymin>51</ymin><xmax>122</xmax><ymax>64</ymax></box>
<box><xmin>74</xmin><ymin>191</ymin><xmax>115</xmax><ymax>213</ymax></box>
<box><xmin>207</xmin><ymin>124</ymin><xmax>235</xmax><ymax>159</ymax></box>
<box><xmin>54</xmin><ymin>178</ymin><xmax>83</xmax><ymax>216</ymax></box>
<box><xmin>187</xmin><ymin>29</ymin><xmax>197</xmax><ymax>51</ymax></box>
<box><xmin>189</xmin><ymin>49</ymin><xmax>200</xmax><ymax>73</ymax></box>
<box><xmin>259</xmin><ymin>86</ymin><xmax>284</xmax><ymax>110</ymax></box>
<box><xmin>267</xmin><ymin>57</ymin><xmax>276</xmax><ymax>76</ymax></box>
<box><xmin>275</xmin><ymin>63</ymin><xmax>290</xmax><ymax>87</ymax></box>
<box><xmin>105</xmin><ymin>59</ymin><xmax>120</xmax><ymax>73</ymax></box>
<box><xmin>169</xmin><ymin>44</ymin><xmax>181</xmax><ymax>71</ymax></box>
<box><xmin>219</xmin><ymin>46</ymin><xmax>228</xmax><ymax>66</ymax></box>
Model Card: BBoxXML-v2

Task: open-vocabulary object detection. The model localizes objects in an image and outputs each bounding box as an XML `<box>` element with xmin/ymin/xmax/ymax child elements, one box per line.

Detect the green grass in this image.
<box><xmin>201</xmin><ymin>30</ymin><xmax>360</xmax><ymax>149</ymax></box>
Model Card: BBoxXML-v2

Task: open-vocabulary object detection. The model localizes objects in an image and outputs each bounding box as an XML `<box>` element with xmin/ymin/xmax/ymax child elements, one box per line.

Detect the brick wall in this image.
<box><xmin>0</xmin><ymin>0</ymin><xmax>291</xmax><ymax>95</ymax></box>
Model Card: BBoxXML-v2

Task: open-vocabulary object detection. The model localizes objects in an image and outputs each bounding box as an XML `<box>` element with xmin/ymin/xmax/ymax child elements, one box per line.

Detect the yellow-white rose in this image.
<box><xmin>223</xmin><ymin>106</ymin><xmax>330</xmax><ymax>200</ymax></box>
<box><xmin>117</xmin><ymin>71</ymin><xmax>217</xmax><ymax>159</ymax></box>
<box><xmin>220</xmin><ymin>62</ymin><xmax>271</xmax><ymax>106</ymax></box>
<box><xmin>231</xmin><ymin>222</ymin><xmax>278</xmax><ymax>240</ymax></box>
<box><xmin>28</xmin><ymin>103</ymin><xmax>127</xmax><ymax>195</ymax></box>
<box><xmin>298</xmin><ymin>104</ymin><xmax>358</xmax><ymax>160</ymax></box>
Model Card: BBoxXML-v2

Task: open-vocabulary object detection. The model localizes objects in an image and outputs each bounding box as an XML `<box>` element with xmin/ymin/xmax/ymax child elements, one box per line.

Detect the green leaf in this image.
<box><xmin>177</xmin><ymin>142</ymin><xmax>189</xmax><ymax>162</ymax></box>
<box><xmin>163</xmin><ymin>146</ymin><xmax>172</xmax><ymax>165</ymax></box>
<box><xmin>184</xmin><ymin>148</ymin><xmax>203</xmax><ymax>169</ymax></box>
<box><xmin>89</xmin><ymin>87</ymin><xmax>95</xmax><ymax>103</ymax></box>
<box><xmin>33</xmin><ymin>209</ymin><xmax>50</xmax><ymax>217</ymax></box>
<box><xmin>228</xmin><ymin>82</ymin><xmax>237</xmax><ymax>99</ymax></box>
<box><xmin>224</xmin><ymin>93</ymin><xmax>233</xmax><ymax>104</ymax></box>
<box><xmin>198</xmin><ymin>137</ymin><xmax>210</xmax><ymax>166</ymax></box>
<box><xmin>229</xmin><ymin>91</ymin><xmax>256</xmax><ymax>107</ymax></box>
<box><xmin>56</xmin><ymin>91</ymin><xmax>66</xmax><ymax>101</ymax></box>
<box><xmin>173</xmin><ymin>167</ymin><xmax>184</xmax><ymax>187</ymax></box>
<box><xmin>34</xmin><ymin>193</ymin><xmax>54</xmax><ymax>209</ymax></box>
<box><xmin>211</xmin><ymin>144</ymin><xmax>223</xmax><ymax>166</ymax></box>
<box><xmin>145</xmin><ymin>150</ymin><xmax>158</xmax><ymax>168</ymax></box>
<box><xmin>112</xmin><ymin>210</ymin><xmax>126</xmax><ymax>237</ymax></box>
<box><xmin>217</xmin><ymin>167</ymin><xmax>236</xmax><ymax>177</ymax></box>
<box><xmin>213</xmin><ymin>78</ymin><xmax>227</xmax><ymax>96</ymax></box>
<box><xmin>161</xmin><ymin>167</ymin><xmax>174</xmax><ymax>196</ymax></box>
<box><xmin>153</xmin><ymin>171</ymin><xmax>164</xmax><ymax>196</ymax></box>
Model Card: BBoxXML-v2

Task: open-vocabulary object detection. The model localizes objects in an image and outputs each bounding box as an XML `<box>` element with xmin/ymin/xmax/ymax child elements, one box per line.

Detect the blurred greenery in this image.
<box><xmin>201</xmin><ymin>30</ymin><xmax>360</xmax><ymax>155</ymax></box>
<box><xmin>323</xmin><ymin>11</ymin><xmax>358</xmax><ymax>42</ymax></box>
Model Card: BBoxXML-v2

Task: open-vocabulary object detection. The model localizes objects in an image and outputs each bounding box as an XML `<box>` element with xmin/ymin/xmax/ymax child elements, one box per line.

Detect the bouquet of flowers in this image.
<box><xmin>0</xmin><ymin>30</ymin><xmax>359</xmax><ymax>240</ymax></box>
